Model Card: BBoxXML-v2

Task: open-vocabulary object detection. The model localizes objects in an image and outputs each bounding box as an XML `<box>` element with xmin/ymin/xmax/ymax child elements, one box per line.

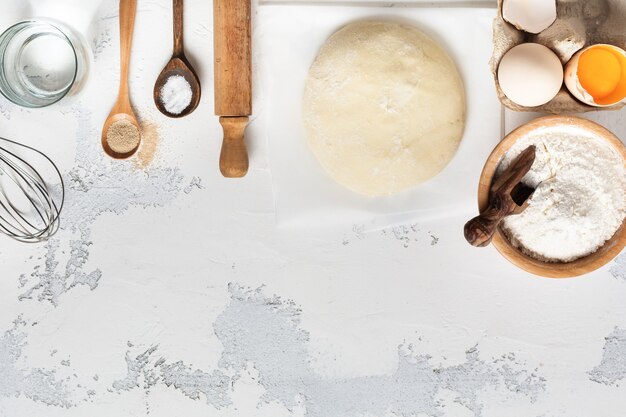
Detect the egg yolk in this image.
<box><xmin>577</xmin><ymin>46</ymin><xmax>626</xmax><ymax>105</ymax></box>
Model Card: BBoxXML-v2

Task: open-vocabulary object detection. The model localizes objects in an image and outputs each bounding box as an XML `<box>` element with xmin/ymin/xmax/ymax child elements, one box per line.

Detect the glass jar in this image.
<box><xmin>0</xmin><ymin>19</ymin><xmax>90</xmax><ymax>108</ymax></box>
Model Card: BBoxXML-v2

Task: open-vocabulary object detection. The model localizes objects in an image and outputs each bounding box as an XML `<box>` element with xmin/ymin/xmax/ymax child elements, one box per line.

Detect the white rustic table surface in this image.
<box><xmin>1</xmin><ymin>1</ymin><xmax>625</xmax><ymax>417</ymax></box>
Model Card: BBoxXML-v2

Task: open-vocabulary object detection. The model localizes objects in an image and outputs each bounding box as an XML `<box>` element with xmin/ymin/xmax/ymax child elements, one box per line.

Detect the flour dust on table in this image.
<box><xmin>17</xmin><ymin>107</ymin><xmax>188</xmax><ymax>305</ymax></box>
<box><xmin>2</xmin><ymin>284</ymin><xmax>547</xmax><ymax>417</ymax></box>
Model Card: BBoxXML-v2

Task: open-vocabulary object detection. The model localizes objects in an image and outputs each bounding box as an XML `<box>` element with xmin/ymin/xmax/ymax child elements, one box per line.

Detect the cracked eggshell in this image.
<box><xmin>492</xmin><ymin>0</ymin><xmax>626</xmax><ymax>113</ymax></box>
<box><xmin>503</xmin><ymin>0</ymin><xmax>557</xmax><ymax>34</ymax></box>
<box><xmin>565</xmin><ymin>44</ymin><xmax>626</xmax><ymax>107</ymax></box>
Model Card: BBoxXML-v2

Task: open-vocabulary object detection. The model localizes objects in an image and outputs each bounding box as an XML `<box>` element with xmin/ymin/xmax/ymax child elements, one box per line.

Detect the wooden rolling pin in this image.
<box><xmin>214</xmin><ymin>0</ymin><xmax>252</xmax><ymax>178</ymax></box>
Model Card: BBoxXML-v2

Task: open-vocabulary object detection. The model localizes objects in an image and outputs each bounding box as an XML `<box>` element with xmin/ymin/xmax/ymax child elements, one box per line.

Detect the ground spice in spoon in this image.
<box><xmin>106</xmin><ymin>119</ymin><xmax>141</xmax><ymax>154</ymax></box>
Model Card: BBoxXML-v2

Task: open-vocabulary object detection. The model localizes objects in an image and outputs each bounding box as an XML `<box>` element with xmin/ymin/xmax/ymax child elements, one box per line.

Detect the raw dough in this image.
<box><xmin>303</xmin><ymin>21</ymin><xmax>466</xmax><ymax>196</ymax></box>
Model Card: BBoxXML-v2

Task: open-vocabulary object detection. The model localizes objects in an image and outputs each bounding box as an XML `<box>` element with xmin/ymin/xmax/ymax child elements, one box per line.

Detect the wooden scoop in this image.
<box><xmin>153</xmin><ymin>0</ymin><xmax>201</xmax><ymax>118</ymax></box>
<box><xmin>464</xmin><ymin>146</ymin><xmax>537</xmax><ymax>247</ymax></box>
<box><xmin>214</xmin><ymin>0</ymin><xmax>252</xmax><ymax>178</ymax></box>
<box><xmin>102</xmin><ymin>0</ymin><xmax>141</xmax><ymax>159</ymax></box>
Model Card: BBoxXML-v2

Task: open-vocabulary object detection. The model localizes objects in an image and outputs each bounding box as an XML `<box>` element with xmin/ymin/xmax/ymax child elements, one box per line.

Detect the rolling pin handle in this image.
<box><xmin>219</xmin><ymin>116</ymin><xmax>249</xmax><ymax>178</ymax></box>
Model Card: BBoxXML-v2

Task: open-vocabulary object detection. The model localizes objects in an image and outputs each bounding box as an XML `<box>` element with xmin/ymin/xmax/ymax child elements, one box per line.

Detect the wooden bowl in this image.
<box><xmin>478</xmin><ymin>116</ymin><xmax>626</xmax><ymax>278</ymax></box>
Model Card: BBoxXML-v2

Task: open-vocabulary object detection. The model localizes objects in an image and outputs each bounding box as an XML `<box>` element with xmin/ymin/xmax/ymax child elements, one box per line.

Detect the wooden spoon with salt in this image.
<box><xmin>153</xmin><ymin>0</ymin><xmax>201</xmax><ymax>118</ymax></box>
<box><xmin>102</xmin><ymin>0</ymin><xmax>141</xmax><ymax>159</ymax></box>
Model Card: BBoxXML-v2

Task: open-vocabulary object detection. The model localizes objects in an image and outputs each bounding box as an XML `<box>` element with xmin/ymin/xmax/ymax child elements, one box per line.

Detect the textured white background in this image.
<box><xmin>1</xmin><ymin>1</ymin><xmax>625</xmax><ymax>417</ymax></box>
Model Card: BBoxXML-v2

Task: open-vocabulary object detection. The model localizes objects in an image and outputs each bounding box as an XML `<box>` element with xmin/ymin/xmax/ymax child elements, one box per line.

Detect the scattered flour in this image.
<box><xmin>497</xmin><ymin>125</ymin><xmax>626</xmax><ymax>262</ymax></box>
<box><xmin>102</xmin><ymin>284</ymin><xmax>545</xmax><ymax>417</ymax></box>
<box><xmin>610</xmin><ymin>253</ymin><xmax>626</xmax><ymax>281</ymax></box>
<box><xmin>0</xmin><ymin>318</ymin><xmax>74</xmax><ymax>407</ymax></box>
<box><xmin>588</xmin><ymin>327</ymin><xmax>626</xmax><ymax>386</ymax></box>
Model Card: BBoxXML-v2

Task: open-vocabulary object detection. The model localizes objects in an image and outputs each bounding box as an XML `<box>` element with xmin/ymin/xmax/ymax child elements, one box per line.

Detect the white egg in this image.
<box><xmin>498</xmin><ymin>43</ymin><xmax>564</xmax><ymax>108</ymax></box>
<box><xmin>503</xmin><ymin>0</ymin><xmax>557</xmax><ymax>34</ymax></box>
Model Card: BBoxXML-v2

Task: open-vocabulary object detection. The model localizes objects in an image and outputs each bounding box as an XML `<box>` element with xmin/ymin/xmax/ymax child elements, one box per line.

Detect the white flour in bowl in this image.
<box><xmin>496</xmin><ymin>125</ymin><xmax>626</xmax><ymax>263</ymax></box>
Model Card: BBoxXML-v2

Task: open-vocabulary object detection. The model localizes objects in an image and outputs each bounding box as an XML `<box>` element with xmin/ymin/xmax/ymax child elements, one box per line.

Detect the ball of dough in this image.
<box><xmin>303</xmin><ymin>21</ymin><xmax>466</xmax><ymax>196</ymax></box>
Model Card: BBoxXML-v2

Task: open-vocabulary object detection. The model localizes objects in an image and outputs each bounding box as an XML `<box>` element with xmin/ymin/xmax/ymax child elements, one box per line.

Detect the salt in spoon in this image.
<box><xmin>153</xmin><ymin>0</ymin><xmax>201</xmax><ymax>118</ymax></box>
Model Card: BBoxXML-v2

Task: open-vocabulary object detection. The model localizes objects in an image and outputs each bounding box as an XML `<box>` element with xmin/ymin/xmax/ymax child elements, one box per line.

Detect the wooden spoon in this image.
<box><xmin>464</xmin><ymin>146</ymin><xmax>537</xmax><ymax>247</ymax></box>
<box><xmin>153</xmin><ymin>0</ymin><xmax>201</xmax><ymax>118</ymax></box>
<box><xmin>102</xmin><ymin>0</ymin><xmax>141</xmax><ymax>159</ymax></box>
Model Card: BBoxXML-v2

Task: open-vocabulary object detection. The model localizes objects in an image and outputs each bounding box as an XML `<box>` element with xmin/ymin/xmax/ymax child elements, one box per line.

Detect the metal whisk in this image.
<box><xmin>0</xmin><ymin>137</ymin><xmax>64</xmax><ymax>243</ymax></box>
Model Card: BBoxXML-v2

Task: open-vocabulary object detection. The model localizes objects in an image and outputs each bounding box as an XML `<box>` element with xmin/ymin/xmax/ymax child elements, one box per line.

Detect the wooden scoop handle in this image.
<box><xmin>464</xmin><ymin>193</ymin><xmax>510</xmax><ymax>247</ymax></box>
<box><xmin>219</xmin><ymin>117</ymin><xmax>249</xmax><ymax>178</ymax></box>
<box><xmin>465</xmin><ymin>146</ymin><xmax>537</xmax><ymax>248</ymax></box>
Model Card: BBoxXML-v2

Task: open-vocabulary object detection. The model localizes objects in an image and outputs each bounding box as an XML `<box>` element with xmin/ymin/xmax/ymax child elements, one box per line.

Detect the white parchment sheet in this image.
<box><xmin>257</xmin><ymin>4</ymin><xmax>503</xmax><ymax>229</ymax></box>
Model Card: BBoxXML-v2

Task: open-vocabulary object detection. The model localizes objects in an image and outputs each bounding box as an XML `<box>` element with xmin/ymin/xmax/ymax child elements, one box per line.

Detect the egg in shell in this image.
<box><xmin>498</xmin><ymin>43</ymin><xmax>564</xmax><ymax>108</ymax></box>
<box><xmin>564</xmin><ymin>44</ymin><xmax>626</xmax><ymax>107</ymax></box>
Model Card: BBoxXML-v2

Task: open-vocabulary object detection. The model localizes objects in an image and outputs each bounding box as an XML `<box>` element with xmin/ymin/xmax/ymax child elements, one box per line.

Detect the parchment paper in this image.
<box><xmin>257</xmin><ymin>4</ymin><xmax>503</xmax><ymax>229</ymax></box>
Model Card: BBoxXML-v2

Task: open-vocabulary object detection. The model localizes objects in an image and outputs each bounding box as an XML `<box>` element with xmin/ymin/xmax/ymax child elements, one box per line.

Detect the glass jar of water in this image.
<box><xmin>0</xmin><ymin>19</ymin><xmax>90</xmax><ymax>108</ymax></box>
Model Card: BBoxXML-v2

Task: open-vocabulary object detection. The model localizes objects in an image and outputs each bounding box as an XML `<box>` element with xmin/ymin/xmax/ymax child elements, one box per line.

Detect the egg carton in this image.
<box><xmin>491</xmin><ymin>0</ymin><xmax>626</xmax><ymax>113</ymax></box>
